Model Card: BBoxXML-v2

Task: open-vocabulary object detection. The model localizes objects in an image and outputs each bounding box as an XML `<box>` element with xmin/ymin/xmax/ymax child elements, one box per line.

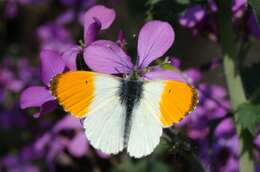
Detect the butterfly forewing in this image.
<box><xmin>159</xmin><ymin>80</ymin><xmax>198</xmax><ymax>127</ymax></box>
<box><xmin>51</xmin><ymin>71</ymin><xmax>126</xmax><ymax>154</ymax></box>
<box><xmin>50</xmin><ymin>71</ymin><xmax>96</xmax><ymax>118</ymax></box>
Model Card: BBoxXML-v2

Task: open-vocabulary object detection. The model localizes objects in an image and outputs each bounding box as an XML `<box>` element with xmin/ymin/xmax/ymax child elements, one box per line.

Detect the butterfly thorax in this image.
<box><xmin>118</xmin><ymin>78</ymin><xmax>143</xmax><ymax>146</ymax></box>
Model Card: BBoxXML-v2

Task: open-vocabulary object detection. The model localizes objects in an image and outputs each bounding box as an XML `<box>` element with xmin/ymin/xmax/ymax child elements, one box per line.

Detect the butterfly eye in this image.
<box><xmin>85</xmin><ymin>80</ymin><xmax>88</xmax><ymax>84</ymax></box>
<box><xmin>168</xmin><ymin>89</ymin><xmax>172</xmax><ymax>93</ymax></box>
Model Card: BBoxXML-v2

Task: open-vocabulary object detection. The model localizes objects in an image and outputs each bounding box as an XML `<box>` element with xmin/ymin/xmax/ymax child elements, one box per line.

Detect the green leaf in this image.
<box><xmin>150</xmin><ymin>161</ymin><xmax>170</xmax><ymax>172</ymax></box>
<box><xmin>146</xmin><ymin>0</ymin><xmax>162</xmax><ymax>6</ymax></box>
<box><xmin>236</xmin><ymin>103</ymin><xmax>260</xmax><ymax>135</ymax></box>
<box><xmin>176</xmin><ymin>0</ymin><xmax>190</xmax><ymax>5</ymax></box>
<box><xmin>161</xmin><ymin>63</ymin><xmax>176</xmax><ymax>70</ymax></box>
<box><xmin>110</xmin><ymin>158</ymin><xmax>170</xmax><ymax>172</ymax></box>
<box><xmin>249</xmin><ymin>0</ymin><xmax>260</xmax><ymax>24</ymax></box>
<box><xmin>241</xmin><ymin>62</ymin><xmax>260</xmax><ymax>104</ymax></box>
<box><xmin>110</xmin><ymin>159</ymin><xmax>146</xmax><ymax>172</ymax></box>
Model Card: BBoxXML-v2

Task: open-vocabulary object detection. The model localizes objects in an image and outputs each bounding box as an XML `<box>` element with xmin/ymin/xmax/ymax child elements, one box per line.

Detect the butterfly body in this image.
<box><xmin>50</xmin><ymin>71</ymin><xmax>198</xmax><ymax>158</ymax></box>
<box><xmin>118</xmin><ymin>79</ymin><xmax>143</xmax><ymax>145</ymax></box>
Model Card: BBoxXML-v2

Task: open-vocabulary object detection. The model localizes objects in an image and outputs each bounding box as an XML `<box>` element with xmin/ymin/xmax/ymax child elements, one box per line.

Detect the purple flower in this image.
<box><xmin>173</xmin><ymin>62</ymin><xmax>237</xmax><ymax>172</ymax></box>
<box><xmin>0</xmin><ymin>58</ymin><xmax>35</xmax><ymax>95</ymax></box>
<box><xmin>214</xmin><ymin>118</ymin><xmax>236</xmax><ymax>139</ymax></box>
<box><xmin>62</xmin><ymin>5</ymin><xmax>116</xmax><ymax>70</ymax></box>
<box><xmin>178</xmin><ymin>0</ymin><xmax>254</xmax><ymax>40</ymax></box>
<box><xmin>20</xmin><ymin>50</ymin><xmax>65</xmax><ymax>117</ymax></box>
<box><xmin>254</xmin><ymin>134</ymin><xmax>260</xmax><ymax>148</ymax></box>
<box><xmin>232</xmin><ymin>0</ymin><xmax>247</xmax><ymax>18</ymax></box>
<box><xmin>37</xmin><ymin>22</ymin><xmax>74</xmax><ymax>53</ymax></box>
<box><xmin>211</xmin><ymin>134</ymin><xmax>240</xmax><ymax>172</ymax></box>
<box><xmin>33</xmin><ymin>115</ymin><xmax>110</xmax><ymax>161</ymax></box>
<box><xmin>0</xmin><ymin>69</ymin><xmax>24</xmax><ymax>93</ymax></box>
<box><xmin>34</xmin><ymin>115</ymin><xmax>89</xmax><ymax>160</ymax></box>
<box><xmin>60</xmin><ymin>0</ymin><xmax>95</xmax><ymax>9</ymax></box>
<box><xmin>84</xmin><ymin>20</ymin><xmax>185</xmax><ymax>81</ymax></box>
<box><xmin>1</xmin><ymin>152</ymin><xmax>40</xmax><ymax>172</ymax></box>
<box><xmin>179</xmin><ymin>5</ymin><xmax>205</xmax><ymax>29</ymax></box>
<box><xmin>247</xmin><ymin>10</ymin><xmax>260</xmax><ymax>38</ymax></box>
<box><xmin>170</xmin><ymin>57</ymin><xmax>181</xmax><ymax>68</ymax></box>
<box><xmin>4</xmin><ymin>0</ymin><xmax>48</xmax><ymax>18</ymax></box>
<box><xmin>4</xmin><ymin>0</ymin><xmax>17</xmax><ymax>18</ymax></box>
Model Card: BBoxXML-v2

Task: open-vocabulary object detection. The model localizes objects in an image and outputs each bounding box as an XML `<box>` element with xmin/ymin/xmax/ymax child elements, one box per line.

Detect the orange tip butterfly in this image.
<box><xmin>50</xmin><ymin>71</ymin><xmax>198</xmax><ymax>158</ymax></box>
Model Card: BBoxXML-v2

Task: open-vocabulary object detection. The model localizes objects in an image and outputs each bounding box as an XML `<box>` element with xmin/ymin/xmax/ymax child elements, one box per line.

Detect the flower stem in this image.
<box><xmin>216</xmin><ymin>0</ymin><xmax>254</xmax><ymax>171</ymax></box>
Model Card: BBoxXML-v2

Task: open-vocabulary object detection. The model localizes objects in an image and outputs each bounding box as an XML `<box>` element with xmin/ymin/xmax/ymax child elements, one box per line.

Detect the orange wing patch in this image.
<box><xmin>50</xmin><ymin>71</ymin><xmax>95</xmax><ymax>118</ymax></box>
<box><xmin>159</xmin><ymin>80</ymin><xmax>198</xmax><ymax>127</ymax></box>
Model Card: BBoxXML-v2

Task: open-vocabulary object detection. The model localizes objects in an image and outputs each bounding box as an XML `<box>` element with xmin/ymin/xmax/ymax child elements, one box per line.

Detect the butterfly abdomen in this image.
<box><xmin>118</xmin><ymin>80</ymin><xmax>143</xmax><ymax>145</ymax></box>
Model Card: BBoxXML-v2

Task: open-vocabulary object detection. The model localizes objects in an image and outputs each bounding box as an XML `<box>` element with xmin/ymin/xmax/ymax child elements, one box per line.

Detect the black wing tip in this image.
<box><xmin>189</xmin><ymin>87</ymin><xmax>199</xmax><ymax>113</ymax></box>
<box><xmin>49</xmin><ymin>73</ymin><xmax>63</xmax><ymax>97</ymax></box>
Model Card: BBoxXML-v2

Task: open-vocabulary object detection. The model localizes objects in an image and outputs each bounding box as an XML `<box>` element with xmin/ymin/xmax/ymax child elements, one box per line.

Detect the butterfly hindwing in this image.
<box><xmin>51</xmin><ymin>71</ymin><xmax>126</xmax><ymax>154</ymax></box>
<box><xmin>83</xmin><ymin>95</ymin><xmax>126</xmax><ymax>154</ymax></box>
<box><xmin>126</xmin><ymin>99</ymin><xmax>162</xmax><ymax>158</ymax></box>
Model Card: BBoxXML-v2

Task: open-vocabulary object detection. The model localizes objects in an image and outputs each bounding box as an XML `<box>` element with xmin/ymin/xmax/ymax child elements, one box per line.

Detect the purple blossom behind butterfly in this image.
<box><xmin>84</xmin><ymin>20</ymin><xmax>185</xmax><ymax>81</ymax></box>
<box><xmin>179</xmin><ymin>0</ymin><xmax>260</xmax><ymax>39</ymax></box>
<box><xmin>62</xmin><ymin>5</ymin><xmax>116</xmax><ymax>70</ymax></box>
<box><xmin>20</xmin><ymin>50</ymin><xmax>65</xmax><ymax>118</ymax></box>
<box><xmin>20</xmin><ymin>5</ymin><xmax>116</xmax><ymax>117</ymax></box>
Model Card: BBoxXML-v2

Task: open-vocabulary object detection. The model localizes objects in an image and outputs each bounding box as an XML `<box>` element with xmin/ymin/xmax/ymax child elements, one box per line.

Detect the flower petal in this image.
<box><xmin>47</xmin><ymin>138</ymin><xmax>67</xmax><ymax>161</ymax></box>
<box><xmin>84</xmin><ymin>5</ymin><xmax>116</xmax><ymax>30</ymax></box>
<box><xmin>254</xmin><ymin>134</ymin><xmax>260</xmax><ymax>148</ymax></box>
<box><xmin>232</xmin><ymin>0</ymin><xmax>247</xmax><ymax>18</ymax></box>
<box><xmin>84</xmin><ymin>20</ymin><xmax>101</xmax><ymax>46</ymax></box>
<box><xmin>137</xmin><ymin>21</ymin><xmax>175</xmax><ymax>68</ymax></box>
<box><xmin>84</xmin><ymin>40</ymin><xmax>133</xmax><ymax>74</ymax></box>
<box><xmin>20</xmin><ymin>86</ymin><xmax>54</xmax><ymax>109</ymax></box>
<box><xmin>96</xmin><ymin>151</ymin><xmax>110</xmax><ymax>159</ymax></box>
<box><xmin>170</xmin><ymin>57</ymin><xmax>181</xmax><ymax>67</ymax></box>
<box><xmin>116</xmin><ymin>30</ymin><xmax>126</xmax><ymax>48</ymax></box>
<box><xmin>40</xmin><ymin>50</ymin><xmax>65</xmax><ymax>86</ymax></box>
<box><xmin>143</xmin><ymin>68</ymin><xmax>186</xmax><ymax>82</ymax></box>
<box><xmin>184</xmin><ymin>68</ymin><xmax>202</xmax><ymax>83</ymax></box>
<box><xmin>62</xmin><ymin>45</ymin><xmax>82</xmax><ymax>70</ymax></box>
<box><xmin>179</xmin><ymin>5</ymin><xmax>205</xmax><ymax>28</ymax></box>
<box><xmin>214</xmin><ymin>118</ymin><xmax>235</xmax><ymax>139</ymax></box>
<box><xmin>67</xmin><ymin>132</ymin><xmax>88</xmax><ymax>157</ymax></box>
<box><xmin>53</xmin><ymin>115</ymin><xmax>81</xmax><ymax>133</ymax></box>
<box><xmin>248</xmin><ymin>10</ymin><xmax>260</xmax><ymax>38</ymax></box>
<box><xmin>33</xmin><ymin>100</ymin><xmax>58</xmax><ymax>118</ymax></box>
<box><xmin>83</xmin><ymin>5</ymin><xmax>115</xmax><ymax>44</ymax></box>
<box><xmin>34</xmin><ymin>133</ymin><xmax>51</xmax><ymax>152</ymax></box>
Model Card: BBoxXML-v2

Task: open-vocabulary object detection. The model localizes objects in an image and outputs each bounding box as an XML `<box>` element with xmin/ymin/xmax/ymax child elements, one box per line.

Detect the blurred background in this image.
<box><xmin>0</xmin><ymin>0</ymin><xmax>260</xmax><ymax>171</ymax></box>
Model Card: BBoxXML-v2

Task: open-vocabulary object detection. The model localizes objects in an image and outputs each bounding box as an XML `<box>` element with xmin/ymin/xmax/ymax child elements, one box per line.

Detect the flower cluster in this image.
<box><xmin>1</xmin><ymin>1</ymin><xmax>259</xmax><ymax>172</ymax></box>
<box><xmin>179</xmin><ymin>0</ymin><xmax>260</xmax><ymax>40</ymax></box>
<box><xmin>179</xmin><ymin>66</ymin><xmax>239</xmax><ymax>171</ymax></box>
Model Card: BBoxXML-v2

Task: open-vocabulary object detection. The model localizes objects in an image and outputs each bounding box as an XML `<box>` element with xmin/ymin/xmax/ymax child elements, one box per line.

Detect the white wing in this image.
<box><xmin>126</xmin><ymin>81</ymin><xmax>163</xmax><ymax>158</ymax></box>
<box><xmin>83</xmin><ymin>74</ymin><xmax>126</xmax><ymax>154</ymax></box>
<box><xmin>126</xmin><ymin>79</ymin><xmax>198</xmax><ymax>158</ymax></box>
<box><xmin>51</xmin><ymin>71</ymin><xmax>126</xmax><ymax>155</ymax></box>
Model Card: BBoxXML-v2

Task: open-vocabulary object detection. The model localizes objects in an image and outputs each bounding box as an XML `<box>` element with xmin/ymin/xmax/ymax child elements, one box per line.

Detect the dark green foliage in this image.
<box><xmin>236</xmin><ymin>103</ymin><xmax>260</xmax><ymax>135</ymax></box>
<box><xmin>110</xmin><ymin>159</ymin><xmax>170</xmax><ymax>172</ymax></box>
<box><xmin>249</xmin><ymin>0</ymin><xmax>260</xmax><ymax>24</ymax></box>
<box><xmin>242</xmin><ymin>62</ymin><xmax>260</xmax><ymax>104</ymax></box>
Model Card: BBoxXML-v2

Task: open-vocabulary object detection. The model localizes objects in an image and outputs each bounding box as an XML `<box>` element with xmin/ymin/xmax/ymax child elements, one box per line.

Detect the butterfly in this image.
<box><xmin>50</xmin><ymin>71</ymin><xmax>198</xmax><ymax>158</ymax></box>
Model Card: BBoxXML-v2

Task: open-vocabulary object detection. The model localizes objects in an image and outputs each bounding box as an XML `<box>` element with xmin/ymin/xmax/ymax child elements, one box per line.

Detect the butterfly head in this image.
<box><xmin>126</xmin><ymin>66</ymin><xmax>142</xmax><ymax>81</ymax></box>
